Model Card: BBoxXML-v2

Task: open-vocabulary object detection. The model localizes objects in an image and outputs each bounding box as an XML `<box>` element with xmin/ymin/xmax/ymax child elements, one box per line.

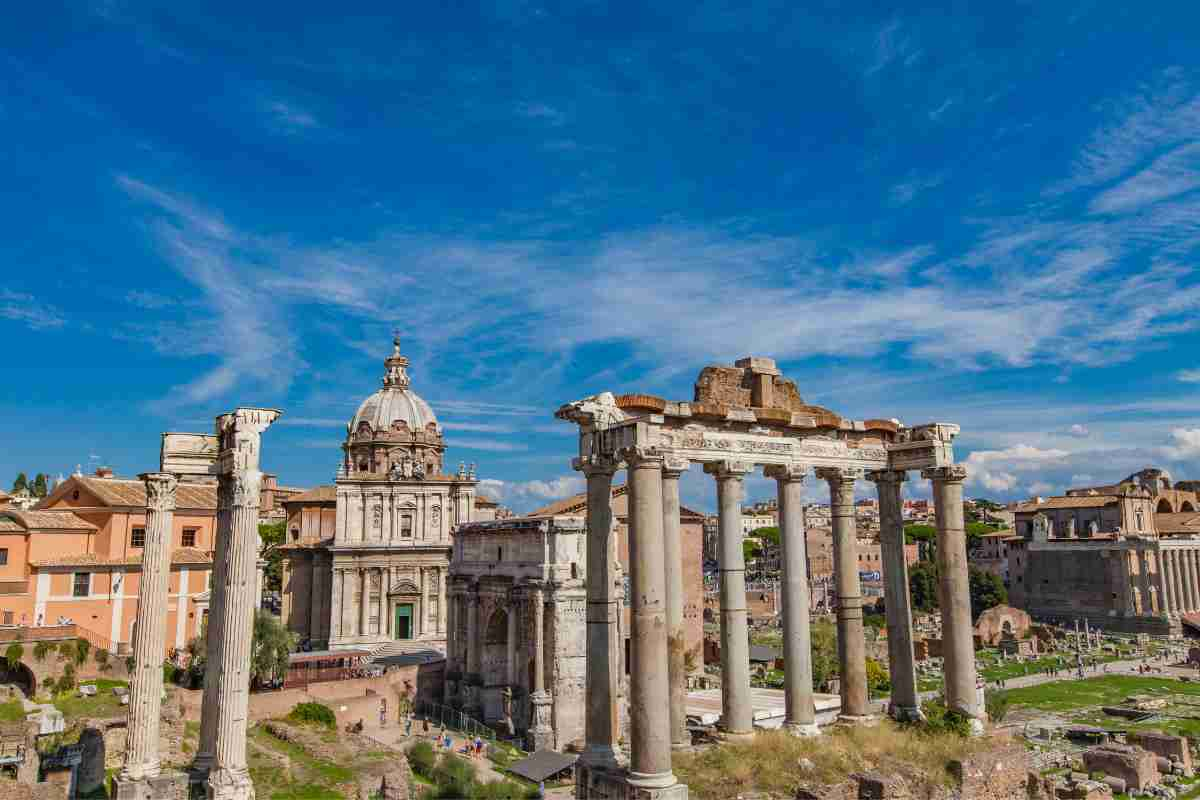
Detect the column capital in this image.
<box><xmin>866</xmin><ymin>469</ymin><xmax>908</xmax><ymax>485</ymax></box>
<box><xmin>922</xmin><ymin>464</ymin><xmax>968</xmax><ymax>484</ymax></box>
<box><xmin>619</xmin><ymin>446</ymin><xmax>665</xmax><ymax>469</ymax></box>
<box><xmin>763</xmin><ymin>463</ymin><xmax>808</xmax><ymax>483</ymax></box>
<box><xmin>140</xmin><ymin>472</ymin><xmax>179</xmax><ymax>511</ymax></box>
<box><xmin>703</xmin><ymin>459</ymin><xmax>754</xmax><ymax>479</ymax></box>
<box><xmin>572</xmin><ymin>455</ymin><xmax>620</xmax><ymax>477</ymax></box>
<box><xmin>220</xmin><ymin>470</ymin><xmax>263</xmax><ymax>510</ymax></box>
<box><xmin>662</xmin><ymin>457</ymin><xmax>690</xmax><ymax>478</ymax></box>
<box><xmin>815</xmin><ymin>465</ymin><xmax>865</xmax><ymax>485</ymax></box>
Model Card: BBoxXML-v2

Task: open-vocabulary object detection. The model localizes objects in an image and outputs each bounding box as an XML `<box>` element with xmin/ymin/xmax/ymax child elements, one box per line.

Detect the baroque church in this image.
<box><xmin>279</xmin><ymin>336</ymin><xmax>481</xmax><ymax>653</ymax></box>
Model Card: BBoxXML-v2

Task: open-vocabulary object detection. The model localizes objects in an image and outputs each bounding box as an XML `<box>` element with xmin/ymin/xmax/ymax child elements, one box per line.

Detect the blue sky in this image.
<box><xmin>3</xmin><ymin>2</ymin><xmax>1200</xmax><ymax>513</ymax></box>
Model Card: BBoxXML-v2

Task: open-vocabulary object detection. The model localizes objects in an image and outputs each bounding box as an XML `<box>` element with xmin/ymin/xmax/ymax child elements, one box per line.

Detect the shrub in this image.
<box><xmin>918</xmin><ymin>698</ymin><xmax>972</xmax><ymax>738</ymax></box>
<box><xmin>33</xmin><ymin>641</ymin><xmax>52</xmax><ymax>663</ymax></box>
<box><xmin>4</xmin><ymin>643</ymin><xmax>23</xmax><ymax>671</ymax></box>
<box><xmin>163</xmin><ymin>662</ymin><xmax>177</xmax><ymax>685</ymax></box>
<box><xmin>431</xmin><ymin>754</ymin><xmax>476</xmax><ymax>799</ymax></box>
<box><xmin>985</xmin><ymin>690</ymin><xmax>1010</xmax><ymax>724</ymax></box>
<box><xmin>74</xmin><ymin>638</ymin><xmax>90</xmax><ymax>667</ymax></box>
<box><xmin>408</xmin><ymin>741</ymin><xmax>437</xmax><ymax>779</ymax></box>
<box><xmin>56</xmin><ymin>663</ymin><xmax>76</xmax><ymax>695</ymax></box>
<box><xmin>286</xmin><ymin>702</ymin><xmax>336</xmax><ymax>731</ymax></box>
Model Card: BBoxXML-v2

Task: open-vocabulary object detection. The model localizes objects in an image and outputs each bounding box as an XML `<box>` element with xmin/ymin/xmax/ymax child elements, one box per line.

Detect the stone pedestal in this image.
<box><xmin>115</xmin><ymin>770</ymin><xmax>189</xmax><ymax>800</ymax></box>
<box><xmin>527</xmin><ymin>691</ymin><xmax>554</xmax><ymax>752</ymax></box>
<box><xmin>576</xmin><ymin>765</ymin><xmax>689</xmax><ymax>800</ymax></box>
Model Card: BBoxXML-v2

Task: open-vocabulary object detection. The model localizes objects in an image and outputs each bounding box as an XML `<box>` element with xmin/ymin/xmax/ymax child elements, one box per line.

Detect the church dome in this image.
<box><xmin>349</xmin><ymin>337</ymin><xmax>440</xmax><ymax>435</ymax></box>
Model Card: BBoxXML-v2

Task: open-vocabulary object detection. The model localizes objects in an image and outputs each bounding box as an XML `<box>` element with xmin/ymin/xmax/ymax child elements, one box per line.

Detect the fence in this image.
<box><xmin>413</xmin><ymin>699</ymin><xmax>497</xmax><ymax>742</ymax></box>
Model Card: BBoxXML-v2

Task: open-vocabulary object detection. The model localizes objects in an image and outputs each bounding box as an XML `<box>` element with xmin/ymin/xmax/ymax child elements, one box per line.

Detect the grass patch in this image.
<box><xmin>674</xmin><ymin>723</ymin><xmax>982</xmax><ymax>799</ymax></box>
<box><xmin>999</xmin><ymin>675</ymin><xmax>1200</xmax><ymax>712</ymax></box>
<box><xmin>0</xmin><ymin>698</ymin><xmax>25</xmax><ymax>722</ymax></box>
<box><xmin>52</xmin><ymin>679</ymin><xmax>130</xmax><ymax>721</ymax></box>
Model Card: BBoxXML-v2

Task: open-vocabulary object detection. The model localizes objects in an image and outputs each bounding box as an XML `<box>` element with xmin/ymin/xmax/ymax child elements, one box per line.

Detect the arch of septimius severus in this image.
<box><xmin>558</xmin><ymin>357</ymin><xmax>980</xmax><ymax>800</ymax></box>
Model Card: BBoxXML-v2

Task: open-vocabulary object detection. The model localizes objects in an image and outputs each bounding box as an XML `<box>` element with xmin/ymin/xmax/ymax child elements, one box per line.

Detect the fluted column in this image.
<box><xmin>766</xmin><ymin>463</ymin><xmax>818</xmax><ymax>735</ymax></box>
<box><xmin>1185</xmin><ymin>551</ymin><xmax>1195</xmax><ymax>614</ymax></box>
<box><xmin>359</xmin><ymin>568</ymin><xmax>369</xmax><ymax>637</ymax></box>
<box><xmin>206</xmin><ymin>407</ymin><xmax>278</xmax><ymax>800</ymax></box>
<box><xmin>626</xmin><ymin>449</ymin><xmax>677</xmax><ymax>789</ymax></box>
<box><xmin>924</xmin><ymin>465</ymin><xmax>982</xmax><ymax>731</ymax></box>
<box><xmin>528</xmin><ymin>585</ymin><xmax>553</xmax><ymax>751</ymax></box>
<box><xmin>465</xmin><ymin>583</ymin><xmax>482</xmax><ymax>718</ymax></box>
<box><xmin>193</xmin><ymin>486</ymin><xmax>231</xmax><ymax>776</ymax></box>
<box><xmin>816</xmin><ymin>466</ymin><xmax>869</xmax><ymax>721</ymax></box>
<box><xmin>578</xmin><ymin>459</ymin><xmax>621</xmax><ymax>770</ymax></box>
<box><xmin>1170</xmin><ymin>551</ymin><xmax>1185</xmax><ymax>615</ymax></box>
<box><xmin>869</xmin><ymin>468</ymin><xmax>921</xmax><ymax>722</ymax></box>
<box><xmin>120</xmin><ymin>473</ymin><xmax>178</xmax><ymax>784</ymax></box>
<box><xmin>1160</xmin><ymin>549</ymin><xmax>1175</xmax><ymax>618</ymax></box>
<box><xmin>660</xmin><ymin>458</ymin><xmax>690</xmax><ymax>749</ymax></box>
<box><xmin>1141</xmin><ymin>552</ymin><xmax>1157</xmax><ymax>615</ymax></box>
<box><xmin>705</xmin><ymin>459</ymin><xmax>755</xmax><ymax>737</ymax></box>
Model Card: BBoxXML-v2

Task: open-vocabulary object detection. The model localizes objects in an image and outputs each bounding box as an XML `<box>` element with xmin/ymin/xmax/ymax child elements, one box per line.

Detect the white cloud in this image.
<box><xmin>1066</xmin><ymin>424</ymin><xmax>1089</xmax><ymax>438</ymax></box>
<box><xmin>446</xmin><ymin>438</ymin><xmax>527</xmax><ymax>453</ymax></box>
<box><xmin>1162</xmin><ymin>428</ymin><xmax>1200</xmax><ymax>461</ymax></box>
<box><xmin>1176</xmin><ymin>369</ymin><xmax>1200</xmax><ymax>384</ymax></box>
<box><xmin>0</xmin><ymin>290</ymin><xmax>67</xmax><ymax>330</ymax></box>
<box><xmin>477</xmin><ymin>475</ymin><xmax>585</xmax><ymax>509</ymax></box>
<box><xmin>963</xmin><ymin>445</ymin><xmax>1070</xmax><ymax>494</ymax></box>
<box><xmin>264</xmin><ymin>99</ymin><xmax>319</xmax><ymax>133</ymax></box>
<box><xmin>1089</xmin><ymin>141</ymin><xmax>1200</xmax><ymax>215</ymax></box>
<box><xmin>441</xmin><ymin>422</ymin><xmax>515</xmax><ymax>434</ymax></box>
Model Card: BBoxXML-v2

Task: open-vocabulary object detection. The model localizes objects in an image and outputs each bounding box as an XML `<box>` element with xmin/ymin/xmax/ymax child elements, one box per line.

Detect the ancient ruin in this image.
<box><xmin>557</xmin><ymin>357</ymin><xmax>980</xmax><ymax>800</ymax></box>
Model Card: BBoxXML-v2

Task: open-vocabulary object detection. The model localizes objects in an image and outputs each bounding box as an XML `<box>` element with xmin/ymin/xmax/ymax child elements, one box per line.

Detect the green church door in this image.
<box><xmin>395</xmin><ymin>604</ymin><xmax>413</xmax><ymax>640</ymax></box>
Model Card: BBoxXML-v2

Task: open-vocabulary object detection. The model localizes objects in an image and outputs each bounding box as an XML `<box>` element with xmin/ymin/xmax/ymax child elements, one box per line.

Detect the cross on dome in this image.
<box><xmin>382</xmin><ymin>330</ymin><xmax>411</xmax><ymax>389</ymax></box>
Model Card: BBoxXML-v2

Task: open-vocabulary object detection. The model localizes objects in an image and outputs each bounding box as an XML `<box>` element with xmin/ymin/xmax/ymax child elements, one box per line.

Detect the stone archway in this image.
<box><xmin>480</xmin><ymin>609</ymin><xmax>510</xmax><ymax>722</ymax></box>
<box><xmin>1183</xmin><ymin>501</ymin><xmax>1197</xmax><ymax>513</ymax></box>
<box><xmin>0</xmin><ymin>662</ymin><xmax>36</xmax><ymax>698</ymax></box>
<box><xmin>1158</xmin><ymin>499</ymin><xmax>1175</xmax><ymax>513</ymax></box>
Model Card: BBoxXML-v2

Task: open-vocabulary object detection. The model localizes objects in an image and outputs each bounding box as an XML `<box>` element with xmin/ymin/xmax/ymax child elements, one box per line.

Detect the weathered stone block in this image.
<box><xmin>1082</xmin><ymin>743</ymin><xmax>1159</xmax><ymax>791</ymax></box>
<box><xmin>1128</xmin><ymin>730</ymin><xmax>1194</xmax><ymax>775</ymax></box>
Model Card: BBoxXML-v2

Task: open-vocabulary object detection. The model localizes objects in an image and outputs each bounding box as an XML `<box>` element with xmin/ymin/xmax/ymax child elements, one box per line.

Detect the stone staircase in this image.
<box><xmin>366</xmin><ymin>640</ymin><xmax>443</xmax><ymax>665</ymax></box>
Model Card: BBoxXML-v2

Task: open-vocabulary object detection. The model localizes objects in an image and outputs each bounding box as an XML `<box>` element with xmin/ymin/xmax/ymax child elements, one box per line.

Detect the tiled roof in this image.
<box><xmin>1157</xmin><ymin>513</ymin><xmax>1200</xmax><ymax>534</ymax></box>
<box><xmin>1013</xmin><ymin>496</ymin><xmax>1115</xmax><ymax>512</ymax></box>
<box><xmin>31</xmin><ymin>547</ymin><xmax>214</xmax><ymax>568</ymax></box>
<box><xmin>530</xmin><ymin>484</ymin><xmax>706</xmax><ymax>520</ymax></box>
<box><xmin>0</xmin><ymin>510</ymin><xmax>98</xmax><ymax>531</ymax></box>
<box><xmin>283</xmin><ymin>485</ymin><xmax>336</xmax><ymax>504</ymax></box>
<box><xmin>66</xmin><ymin>477</ymin><xmax>217</xmax><ymax>510</ymax></box>
<box><xmin>0</xmin><ymin>517</ymin><xmax>24</xmax><ymax>532</ymax></box>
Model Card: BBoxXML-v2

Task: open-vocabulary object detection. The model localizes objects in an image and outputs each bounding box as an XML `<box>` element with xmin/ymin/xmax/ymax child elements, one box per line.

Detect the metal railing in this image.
<box><xmin>413</xmin><ymin>699</ymin><xmax>497</xmax><ymax>742</ymax></box>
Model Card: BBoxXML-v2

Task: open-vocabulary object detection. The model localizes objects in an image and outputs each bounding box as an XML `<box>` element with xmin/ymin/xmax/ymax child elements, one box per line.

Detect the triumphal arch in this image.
<box><xmin>558</xmin><ymin>357</ymin><xmax>979</xmax><ymax>800</ymax></box>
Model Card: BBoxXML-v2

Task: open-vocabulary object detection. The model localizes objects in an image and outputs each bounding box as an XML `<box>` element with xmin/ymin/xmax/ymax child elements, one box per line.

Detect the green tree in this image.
<box><xmin>258</xmin><ymin>521</ymin><xmax>286</xmax><ymax>594</ymax></box>
<box><xmin>742</xmin><ymin>539</ymin><xmax>762</xmax><ymax>563</ymax></box>
<box><xmin>908</xmin><ymin>560</ymin><xmax>940</xmax><ymax>612</ymax></box>
<box><xmin>4</xmin><ymin>643</ymin><xmax>22</xmax><ymax>671</ymax></box>
<box><xmin>904</xmin><ymin>524</ymin><xmax>937</xmax><ymax>545</ymax></box>
<box><xmin>969</xmin><ymin>566</ymin><xmax>1008</xmax><ymax>620</ymax></box>
<box><xmin>809</xmin><ymin>620</ymin><xmax>839</xmax><ymax>690</ymax></box>
<box><xmin>32</xmin><ymin>641</ymin><xmax>52</xmax><ymax>663</ymax></box>
<box><xmin>11</xmin><ymin>473</ymin><xmax>26</xmax><ymax>494</ymax></box>
<box><xmin>865</xmin><ymin>657</ymin><xmax>890</xmax><ymax>697</ymax></box>
<box><xmin>749</xmin><ymin>526</ymin><xmax>781</xmax><ymax>548</ymax></box>
<box><xmin>250</xmin><ymin>610</ymin><xmax>297</xmax><ymax>686</ymax></box>
<box><xmin>31</xmin><ymin>474</ymin><xmax>48</xmax><ymax>498</ymax></box>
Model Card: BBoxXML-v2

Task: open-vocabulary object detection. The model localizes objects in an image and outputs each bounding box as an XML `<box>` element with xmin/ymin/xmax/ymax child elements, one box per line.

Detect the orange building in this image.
<box><xmin>0</xmin><ymin>471</ymin><xmax>218</xmax><ymax>655</ymax></box>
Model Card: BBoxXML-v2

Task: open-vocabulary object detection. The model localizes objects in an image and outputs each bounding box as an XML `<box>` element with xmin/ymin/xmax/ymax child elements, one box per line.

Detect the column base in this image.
<box><xmin>890</xmin><ymin>706</ymin><xmax>925</xmax><ymax>724</ymax></box>
<box><xmin>114</xmin><ymin>770</ymin><xmax>188</xmax><ymax>800</ymax></box>
<box><xmin>966</xmin><ymin>717</ymin><xmax>985</xmax><ymax>737</ymax></box>
<box><xmin>580</xmin><ymin>745</ymin><xmax>624</xmax><ymax>771</ymax></box>
<box><xmin>716</xmin><ymin>726</ymin><xmax>756</xmax><ymax>743</ymax></box>
<box><xmin>836</xmin><ymin>714</ymin><xmax>877</xmax><ymax>727</ymax></box>
<box><xmin>206</xmin><ymin>766</ymin><xmax>256</xmax><ymax>800</ymax></box>
<box><xmin>577</xmin><ymin>765</ymin><xmax>689</xmax><ymax>800</ymax></box>
<box><xmin>526</xmin><ymin>691</ymin><xmax>554</xmax><ymax>752</ymax></box>
<box><xmin>784</xmin><ymin>722</ymin><xmax>821</xmax><ymax>737</ymax></box>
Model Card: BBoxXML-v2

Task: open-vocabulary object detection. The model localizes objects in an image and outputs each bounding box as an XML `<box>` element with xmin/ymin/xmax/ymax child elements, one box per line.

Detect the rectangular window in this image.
<box><xmin>1</xmin><ymin>612</ymin><xmax>11</xmax><ymax>625</ymax></box>
<box><xmin>0</xmin><ymin>549</ymin><xmax>8</xmax><ymax>566</ymax></box>
<box><xmin>131</xmin><ymin>528</ymin><xmax>146</xmax><ymax>548</ymax></box>
<box><xmin>181</xmin><ymin>528</ymin><xmax>197</xmax><ymax>548</ymax></box>
<box><xmin>400</xmin><ymin>515</ymin><xmax>413</xmax><ymax>537</ymax></box>
<box><xmin>73</xmin><ymin>573</ymin><xmax>91</xmax><ymax>598</ymax></box>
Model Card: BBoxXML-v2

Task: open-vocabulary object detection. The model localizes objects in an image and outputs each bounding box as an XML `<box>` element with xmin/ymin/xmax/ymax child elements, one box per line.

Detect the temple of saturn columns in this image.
<box><xmin>557</xmin><ymin>357</ymin><xmax>981</xmax><ymax>800</ymax></box>
<box><xmin>114</xmin><ymin>407</ymin><xmax>278</xmax><ymax>800</ymax></box>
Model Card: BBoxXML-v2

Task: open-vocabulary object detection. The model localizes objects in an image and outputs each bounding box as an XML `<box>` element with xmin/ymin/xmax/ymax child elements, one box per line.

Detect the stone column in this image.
<box><xmin>924</xmin><ymin>465</ymin><xmax>983</xmax><ymax>732</ymax></box>
<box><xmin>207</xmin><ymin>408</ymin><xmax>278</xmax><ymax>800</ymax></box>
<box><xmin>869</xmin><ymin>469</ymin><xmax>921</xmax><ymax>722</ymax></box>
<box><xmin>116</xmin><ymin>473</ymin><xmax>178</xmax><ymax>794</ymax></box>
<box><xmin>1170</xmin><ymin>551</ymin><xmax>1185</xmax><ymax>615</ymax></box>
<box><xmin>1160</xmin><ymin>549</ymin><xmax>1175</xmax><ymax>618</ymax></box>
<box><xmin>1186</xmin><ymin>550</ymin><xmax>1200</xmax><ymax>612</ymax></box>
<box><xmin>705</xmin><ymin>459</ymin><xmax>755</xmax><ymax>737</ymax></box>
<box><xmin>626</xmin><ymin>449</ymin><xmax>679</xmax><ymax>791</ymax></box>
<box><xmin>816</xmin><ymin>466</ymin><xmax>870</xmax><ymax>722</ymax></box>
<box><xmin>328</xmin><ymin>569</ymin><xmax>342</xmax><ymax>642</ymax></box>
<box><xmin>660</xmin><ymin>458</ymin><xmax>690</xmax><ymax>749</ymax></box>
<box><xmin>577</xmin><ymin>459</ymin><xmax>621</xmax><ymax>770</ymax></box>
<box><xmin>465</xmin><ymin>585</ymin><xmax>481</xmax><ymax>718</ymax></box>
<box><xmin>359</xmin><ymin>568</ymin><xmax>370</xmax><ymax>637</ymax></box>
<box><xmin>766</xmin><ymin>464</ymin><xmax>818</xmax><ymax>735</ymax></box>
<box><xmin>1141</xmin><ymin>552</ymin><xmax>1157</xmax><ymax>615</ymax></box>
<box><xmin>527</xmin><ymin>585</ymin><xmax>553</xmax><ymax>752</ymax></box>
<box><xmin>193</xmin><ymin>484</ymin><xmax>231</xmax><ymax>778</ymax></box>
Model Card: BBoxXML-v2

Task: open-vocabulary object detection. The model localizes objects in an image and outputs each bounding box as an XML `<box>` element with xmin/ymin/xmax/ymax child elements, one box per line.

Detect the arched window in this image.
<box><xmin>485</xmin><ymin>609</ymin><xmax>508</xmax><ymax>645</ymax></box>
<box><xmin>1157</xmin><ymin>499</ymin><xmax>1174</xmax><ymax>513</ymax></box>
<box><xmin>1182</xmin><ymin>501</ymin><xmax>1197</xmax><ymax>513</ymax></box>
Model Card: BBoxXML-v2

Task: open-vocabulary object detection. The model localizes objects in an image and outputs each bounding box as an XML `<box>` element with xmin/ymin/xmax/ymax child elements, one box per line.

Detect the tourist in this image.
<box><xmin>423</xmin><ymin>718</ymin><xmax>430</xmax><ymax>737</ymax></box>
<box><xmin>445</xmin><ymin>735</ymin><xmax>453</xmax><ymax>753</ymax></box>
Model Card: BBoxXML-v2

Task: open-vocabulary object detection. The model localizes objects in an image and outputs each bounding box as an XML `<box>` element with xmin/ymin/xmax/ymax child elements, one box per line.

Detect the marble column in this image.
<box><xmin>660</xmin><ymin>458</ymin><xmax>690</xmax><ymax>749</ymax></box>
<box><xmin>465</xmin><ymin>585</ymin><xmax>481</xmax><ymax>717</ymax></box>
<box><xmin>626</xmin><ymin>450</ymin><xmax>679</xmax><ymax>790</ymax></box>
<box><xmin>578</xmin><ymin>459</ymin><xmax>621</xmax><ymax>770</ymax></box>
<box><xmin>1187</xmin><ymin>550</ymin><xmax>1200</xmax><ymax>612</ymax></box>
<box><xmin>1160</xmin><ymin>549</ymin><xmax>1175</xmax><ymax>618</ymax></box>
<box><xmin>193</xmin><ymin>486</ymin><xmax>231</xmax><ymax>778</ymax></box>
<box><xmin>359</xmin><ymin>568</ymin><xmax>369</xmax><ymax>637</ymax></box>
<box><xmin>528</xmin><ymin>585</ymin><xmax>553</xmax><ymax>751</ymax></box>
<box><xmin>816</xmin><ymin>466</ymin><xmax>870</xmax><ymax>722</ymax></box>
<box><xmin>1141</xmin><ymin>552</ymin><xmax>1157</xmax><ymax>615</ymax></box>
<box><xmin>1170</xmin><ymin>551</ymin><xmax>1185</xmax><ymax>615</ymax></box>
<box><xmin>870</xmin><ymin>469</ymin><xmax>921</xmax><ymax>722</ymax></box>
<box><xmin>766</xmin><ymin>463</ymin><xmax>818</xmax><ymax>735</ymax></box>
<box><xmin>705</xmin><ymin>460</ymin><xmax>755</xmax><ymax>737</ymax></box>
<box><xmin>206</xmin><ymin>407</ymin><xmax>278</xmax><ymax>800</ymax></box>
<box><xmin>329</xmin><ymin>569</ymin><xmax>343</xmax><ymax>643</ymax></box>
<box><xmin>1179</xmin><ymin>552</ymin><xmax>1191</xmax><ymax>613</ymax></box>
<box><xmin>924</xmin><ymin>465</ymin><xmax>982</xmax><ymax>732</ymax></box>
<box><xmin>118</xmin><ymin>473</ymin><xmax>178</xmax><ymax>791</ymax></box>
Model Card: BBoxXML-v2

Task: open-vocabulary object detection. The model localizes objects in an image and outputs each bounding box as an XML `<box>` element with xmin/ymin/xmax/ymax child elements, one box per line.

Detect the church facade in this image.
<box><xmin>280</xmin><ymin>337</ymin><xmax>478</xmax><ymax>652</ymax></box>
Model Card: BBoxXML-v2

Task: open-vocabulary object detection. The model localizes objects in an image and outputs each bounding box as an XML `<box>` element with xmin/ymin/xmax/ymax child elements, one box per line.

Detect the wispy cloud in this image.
<box><xmin>0</xmin><ymin>290</ymin><xmax>67</xmax><ymax>330</ymax></box>
<box><xmin>865</xmin><ymin>19</ymin><xmax>921</xmax><ymax>76</ymax></box>
<box><xmin>477</xmin><ymin>475</ymin><xmax>585</xmax><ymax>509</ymax></box>
<box><xmin>446</xmin><ymin>438</ymin><xmax>528</xmax><ymax>452</ymax></box>
<box><xmin>1177</xmin><ymin>369</ymin><xmax>1200</xmax><ymax>384</ymax></box>
<box><xmin>263</xmin><ymin>99</ymin><xmax>320</xmax><ymax>134</ymax></box>
<box><xmin>889</xmin><ymin>172</ymin><xmax>944</xmax><ymax>206</ymax></box>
